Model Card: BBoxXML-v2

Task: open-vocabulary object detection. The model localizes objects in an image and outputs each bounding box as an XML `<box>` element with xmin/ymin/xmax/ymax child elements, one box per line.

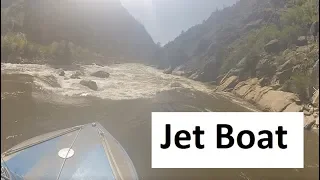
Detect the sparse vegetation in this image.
<box><xmin>1</xmin><ymin>32</ymin><xmax>101</xmax><ymax>65</ymax></box>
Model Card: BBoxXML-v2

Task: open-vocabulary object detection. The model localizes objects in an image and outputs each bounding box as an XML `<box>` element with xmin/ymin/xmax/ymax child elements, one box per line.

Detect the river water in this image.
<box><xmin>1</xmin><ymin>63</ymin><xmax>319</xmax><ymax>180</ymax></box>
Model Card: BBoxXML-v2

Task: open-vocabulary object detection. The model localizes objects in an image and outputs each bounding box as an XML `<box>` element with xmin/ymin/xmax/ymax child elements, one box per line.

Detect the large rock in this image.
<box><xmin>283</xmin><ymin>103</ymin><xmax>303</xmax><ymax>112</ymax></box>
<box><xmin>233</xmin><ymin>78</ymin><xmax>259</xmax><ymax>97</ymax></box>
<box><xmin>58</xmin><ymin>69</ymin><xmax>65</xmax><ymax>76</ymax></box>
<box><xmin>258</xmin><ymin>90</ymin><xmax>300</xmax><ymax>112</ymax></box>
<box><xmin>244</xmin><ymin>86</ymin><xmax>273</xmax><ymax>103</ymax></box>
<box><xmin>80</xmin><ymin>80</ymin><xmax>98</xmax><ymax>91</ymax></box>
<box><xmin>296</xmin><ymin>36</ymin><xmax>308</xmax><ymax>46</ymax></box>
<box><xmin>91</xmin><ymin>70</ymin><xmax>110</xmax><ymax>78</ymax></box>
<box><xmin>216</xmin><ymin>76</ymin><xmax>239</xmax><ymax>92</ymax></box>
<box><xmin>264</xmin><ymin>39</ymin><xmax>281</xmax><ymax>54</ymax></box>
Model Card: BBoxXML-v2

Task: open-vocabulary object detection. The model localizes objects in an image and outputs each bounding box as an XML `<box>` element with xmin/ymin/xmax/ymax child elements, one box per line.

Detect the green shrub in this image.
<box><xmin>290</xmin><ymin>70</ymin><xmax>312</xmax><ymax>102</ymax></box>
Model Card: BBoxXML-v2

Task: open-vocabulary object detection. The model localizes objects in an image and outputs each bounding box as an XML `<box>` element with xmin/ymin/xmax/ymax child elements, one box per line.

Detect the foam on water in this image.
<box><xmin>1</xmin><ymin>63</ymin><xmax>214</xmax><ymax>100</ymax></box>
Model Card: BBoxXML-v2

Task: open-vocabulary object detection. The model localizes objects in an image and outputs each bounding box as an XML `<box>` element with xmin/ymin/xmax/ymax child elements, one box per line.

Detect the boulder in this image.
<box><xmin>264</xmin><ymin>39</ymin><xmax>281</xmax><ymax>54</ymax></box>
<box><xmin>80</xmin><ymin>80</ymin><xmax>98</xmax><ymax>91</ymax></box>
<box><xmin>258</xmin><ymin>90</ymin><xmax>300</xmax><ymax>112</ymax></box>
<box><xmin>233</xmin><ymin>78</ymin><xmax>260</xmax><ymax>97</ymax></box>
<box><xmin>234</xmin><ymin>84</ymin><xmax>253</xmax><ymax>97</ymax></box>
<box><xmin>283</xmin><ymin>103</ymin><xmax>302</xmax><ymax>112</ymax></box>
<box><xmin>216</xmin><ymin>76</ymin><xmax>239</xmax><ymax>92</ymax></box>
<box><xmin>58</xmin><ymin>69</ymin><xmax>65</xmax><ymax>76</ymax></box>
<box><xmin>245</xmin><ymin>86</ymin><xmax>273</xmax><ymax>103</ymax></box>
<box><xmin>91</xmin><ymin>70</ymin><xmax>110</xmax><ymax>78</ymax></box>
<box><xmin>295</xmin><ymin>36</ymin><xmax>308</xmax><ymax>46</ymax></box>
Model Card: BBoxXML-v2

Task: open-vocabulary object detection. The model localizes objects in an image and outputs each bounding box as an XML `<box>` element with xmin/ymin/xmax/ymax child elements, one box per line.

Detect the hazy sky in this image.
<box><xmin>120</xmin><ymin>0</ymin><xmax>238</xmax><ymax>45</ymax></box>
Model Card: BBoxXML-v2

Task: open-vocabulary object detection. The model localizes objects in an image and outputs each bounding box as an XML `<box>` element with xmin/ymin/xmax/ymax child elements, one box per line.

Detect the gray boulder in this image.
<box><xmin>80</xmin><ymin>80</ymin><xmax>98</xmax><ymax>91</ymax></box>
<box><xmin>91</xmin><ymin>70</ymin><xmax>110</xmax><ymax>78</ymax></box>
<box><xmin>58</xmin><ymin>69</ymin><xmax>65</xmax><ymax>76</ymax></box>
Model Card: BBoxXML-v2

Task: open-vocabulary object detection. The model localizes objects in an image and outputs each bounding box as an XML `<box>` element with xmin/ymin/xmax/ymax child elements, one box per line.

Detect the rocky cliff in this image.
<box><xmin>157</xmin><ymin>0</ymin><xmax>319</xmax><ymax>128</ymax></box>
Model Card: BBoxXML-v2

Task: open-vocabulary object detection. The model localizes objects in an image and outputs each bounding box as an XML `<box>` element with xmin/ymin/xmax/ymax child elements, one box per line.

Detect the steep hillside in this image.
<box><xmin>1</xmin><ymin>0</ymin><xmax>157</xmax><ymax>64</ymax></box>
<box><xmin>158</xmin><ymin>0</ymin><xmax>319</xmax><ymax>124</ymax></box>
<box><xmin>158</xmin><ymin>0</ymin><xmax>318</xmax><ymax>92</ymax></box>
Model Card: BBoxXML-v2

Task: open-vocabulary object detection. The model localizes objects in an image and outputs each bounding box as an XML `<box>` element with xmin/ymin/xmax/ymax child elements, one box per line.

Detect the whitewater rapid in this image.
<box><xmin>1</xmin><ymin>63</ymin><xmax>214</xmax><ymax>101</ymax></box>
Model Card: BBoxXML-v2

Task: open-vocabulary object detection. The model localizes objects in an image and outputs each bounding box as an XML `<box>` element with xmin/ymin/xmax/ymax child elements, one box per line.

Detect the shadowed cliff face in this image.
<box><xmin>21</xmin><ymin>0</ymin><xmax>156</xmax><ymax>62</ymax></box>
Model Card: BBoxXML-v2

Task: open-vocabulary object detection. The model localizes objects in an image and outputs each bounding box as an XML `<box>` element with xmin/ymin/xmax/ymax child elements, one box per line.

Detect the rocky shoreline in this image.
<box><xmin>214</xmin><ymin>76</ymin><xmax>319</xmax><ymax>130</ymax></box>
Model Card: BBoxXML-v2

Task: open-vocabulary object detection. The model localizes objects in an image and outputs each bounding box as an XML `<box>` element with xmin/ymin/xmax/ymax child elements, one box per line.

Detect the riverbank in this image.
<box><xmin>214</xmin><ymin>76</ymin><xmax>319</xmax><ymax>131</ymax></box>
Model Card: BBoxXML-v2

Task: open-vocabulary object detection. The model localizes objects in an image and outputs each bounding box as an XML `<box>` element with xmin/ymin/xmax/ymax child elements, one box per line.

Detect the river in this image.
<box><xmin>1</xmin><ymin>63</ymin><xmax>319</xmax><ymax>180</ymax></box>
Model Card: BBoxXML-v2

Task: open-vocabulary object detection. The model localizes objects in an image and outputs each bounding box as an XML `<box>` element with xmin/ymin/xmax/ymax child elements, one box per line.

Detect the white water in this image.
<box><xmin>1</xmin><ymin>63</ymin><xmax>214</xmax><ymax>100</ymax></box>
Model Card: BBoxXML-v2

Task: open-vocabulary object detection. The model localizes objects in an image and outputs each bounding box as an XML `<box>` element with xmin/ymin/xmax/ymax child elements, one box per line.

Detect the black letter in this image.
<box><xmin>258</xmin><ymin>130</ymin><xmax>273</xmax><ymax>149</ymax></box>
<box><xmin>160</xmin><ymin>124</ymin><xmax>171</xmax><ymax>149</ymax></box>
<box><xmin>175</xmin><ymin>130</ymin><xmax>191</xmax><ymax>149</ymax></box>
<box><xmin>237</xmin><ymin>130</ymin><xmax>255</xmax><ymax>149</ymax></box>
<box><xmin>193</xmin><ymin>126</ymin><xmax>205</xmax><ymax>149</ymax></box>
<box><xmin>276</xmin><ymin>126</ymin><xmax>287</xmax><ymax>149</ymax></box>
<box><xmin>217</xmin><ymin>124</ymin><xmax>234</xmax><ymax>148</ymax></box>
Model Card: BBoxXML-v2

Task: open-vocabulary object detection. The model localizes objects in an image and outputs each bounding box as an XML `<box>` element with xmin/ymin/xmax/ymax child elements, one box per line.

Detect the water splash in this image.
<box><xmin>1</xmin><ymin>63</ymin><xmax>213</xmax><ymax>101</ymax></box>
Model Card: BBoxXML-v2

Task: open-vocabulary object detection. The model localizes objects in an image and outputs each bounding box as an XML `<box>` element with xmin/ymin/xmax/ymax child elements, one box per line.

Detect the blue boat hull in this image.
<box><xmin>1</xmin><ymin>122</ymin><xmax>139</xmax><ymax>180</ymax></box>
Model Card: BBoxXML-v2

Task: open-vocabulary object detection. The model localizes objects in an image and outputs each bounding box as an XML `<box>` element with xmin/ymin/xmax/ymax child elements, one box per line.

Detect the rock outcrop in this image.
<box><xmin>91</xmin><ymin>71</ymin><xmax>110</xmax><ymax>78</ymax></box>
<box><xmin>80</xmin><ymin>80</ymin><xmax>98</xmax><ymax>91</ymax></box>
<box><xmin>216</xmin><ymin>76</ymin><xmax>239</xmax><ymax>92</ymax></box>
<box><xmin>215</xmin><ymin>77</ymin><xmax>320</xmax><ymax>128</ymax></box>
